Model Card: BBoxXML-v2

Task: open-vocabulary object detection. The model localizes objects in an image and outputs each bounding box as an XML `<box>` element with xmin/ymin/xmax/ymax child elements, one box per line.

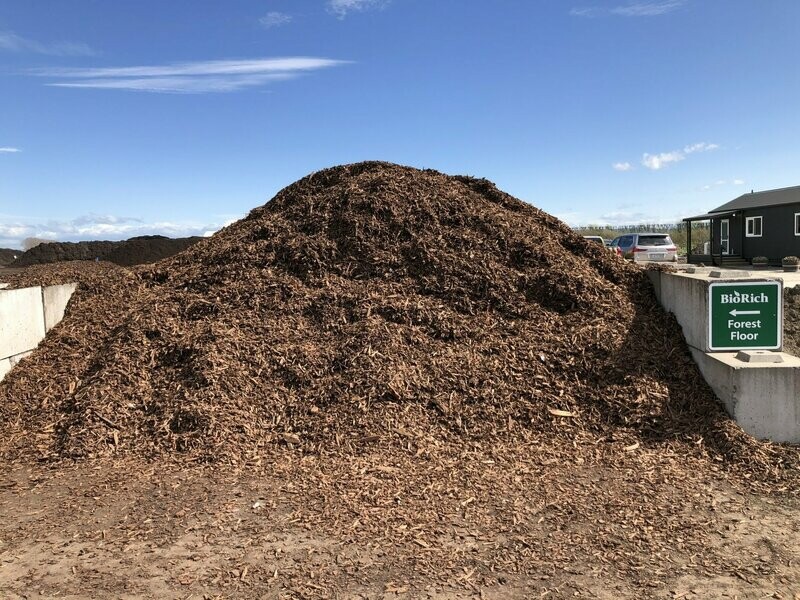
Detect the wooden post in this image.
<box><xmin>686</xmin><ymin>221</ymin><xmax>692</xmax><ymax>263</ymax></box>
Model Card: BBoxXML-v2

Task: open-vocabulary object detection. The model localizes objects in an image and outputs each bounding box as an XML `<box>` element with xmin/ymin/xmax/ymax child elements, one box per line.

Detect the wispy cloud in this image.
<box><xmin>641</xmin><ymin>141</ymin><xmax>719</xmax><ymax>170</ymax></box>
<box><xmin>36</xmin><ymin>57</ymin><xmax>348</xmax><ymax>94</ymax></box>
<box><xmin>328</xmin><ymin>0</ymin><xmax>390</xmax><ymax>18</ymax></box>
<box><xmin>569</xmin><ymin>7</ymin><xmax>600</xmax><ymax>17</ymax></box>
<box><xmin>611</xmin><ymin>1</ymin><xmax>686</xmax><ymax>16</ymax></box>
<box><xmin>0</xmin><ymin>147</ymin><xmax>21</xmax><ymax>153</ymax></box>
<box><xmin>684</xmin><ymin>142</ymin><xmax>719</xmax><ymax>154</ymax></box>
<box><xmin>701</xmin><ymin>179</ymin><xmax>726</xmax><ymax>191</ymax></box>
<box><xmin>700</xmin><ymin>178</ymin><xmax>745</xmax><ymax>191</ymax></box>
<box><xmin>612</xmin><ymin>161</ymin><xmax>633</xmax><ymax>172</ymax></box>
<box><xmin>0</xmin><ymin>213</ymin><xmax>239</xmax><ymax>249</ymax></box>
<box><xmin>48</xmin><ymin>73</ymin><xmax>298</xmax><ymax>93</ymax></box>
<box><xmin>259</xmin><ymin>11</ymin><xmax>293</xmax><ymax>28</ymax></box>
<box><xmin>0</xmin><ymin>30</ymin><xmax>95</xmax><ymax>56</ymax></box>
<box><xmin>571</xmin><ymin>1</ymin><xmax>686</xmax><ymax>18</ymax></box>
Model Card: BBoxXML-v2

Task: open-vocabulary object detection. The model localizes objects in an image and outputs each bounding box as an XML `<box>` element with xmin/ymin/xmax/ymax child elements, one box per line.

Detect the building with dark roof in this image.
<box><xmin>683</xmin><ymin>185</ymin><xmax>800</xmax><ymax>266</ymax></box>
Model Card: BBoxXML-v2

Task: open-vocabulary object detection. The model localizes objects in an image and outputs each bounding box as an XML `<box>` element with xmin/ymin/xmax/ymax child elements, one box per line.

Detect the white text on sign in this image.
<box><xmin>728</xmin><ymin>319</ymin><xmax>762</xmax><ymax>341</ymax></box>
<box><xmin>720</xmin><ymin>292</ymin><xmax>769</xmax><ymax>304</ymax></box>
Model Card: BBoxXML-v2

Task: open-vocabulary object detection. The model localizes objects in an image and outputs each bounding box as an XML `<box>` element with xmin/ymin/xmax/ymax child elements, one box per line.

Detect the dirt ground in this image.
<box><xmin>1</xmin><ymin>456</ymin><xmax>799</xmax><ymax>600</ymax></box>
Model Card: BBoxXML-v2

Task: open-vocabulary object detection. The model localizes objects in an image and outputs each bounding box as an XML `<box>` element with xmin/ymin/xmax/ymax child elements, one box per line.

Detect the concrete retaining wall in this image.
<box><xmin>650</xmin><ymin>269</ymin><xmax>800</xmax><ymax>443</ymax></box>
<box><xmin>0</xmin><ymin>283</ymin><xmax>76</xmax><ymax>381</ymax></box>
<box><xmin>690</xmin><ymin>349</ymin><xmax>800</xmax><ymax>443</ymax></box>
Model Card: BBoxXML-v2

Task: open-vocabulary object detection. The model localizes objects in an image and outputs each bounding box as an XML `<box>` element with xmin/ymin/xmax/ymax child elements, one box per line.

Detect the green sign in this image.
<box><xmin>708</xmin><ymin>281</ymin><xmax>782</xmax><ymax>351</ymax></box>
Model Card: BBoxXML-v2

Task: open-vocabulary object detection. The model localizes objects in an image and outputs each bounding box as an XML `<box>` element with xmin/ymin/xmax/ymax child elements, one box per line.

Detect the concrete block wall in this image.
<box><xmin>690</xmin><ymin>349</ymin><xmax>800</xmax><ymax>443</ymax></box>
<box><xmin>0</xmin><ymin>283</ymin><xmax>76</xmax><ymax>381</ymax></box>
<box><xmin>649</xmin><ymin>271</ymin><xmax>783</xmax><ymax>353</ymax></box>
<box><xmin>43</xmin><ymin>283</ymin><xmax>77</xmax><ymax>331</ymax></box>
<box><xmin>650</xmin><ymin>270</ymin><xmax>800</xmax><ymax>443</ymax></box>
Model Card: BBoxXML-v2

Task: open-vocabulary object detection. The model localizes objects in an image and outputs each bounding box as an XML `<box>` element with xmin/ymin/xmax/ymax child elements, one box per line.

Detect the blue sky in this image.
<box><xmin>1</xmin><ymin>0</ymin><xmax>799</xmax><ymax>248</ymax></box>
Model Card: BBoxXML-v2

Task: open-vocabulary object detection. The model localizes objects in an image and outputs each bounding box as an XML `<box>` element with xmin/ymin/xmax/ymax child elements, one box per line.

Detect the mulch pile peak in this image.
<box><xmin>0</xmin><ymin>161</ymin><xmax>797</xmax><ymax>486</ymax></box>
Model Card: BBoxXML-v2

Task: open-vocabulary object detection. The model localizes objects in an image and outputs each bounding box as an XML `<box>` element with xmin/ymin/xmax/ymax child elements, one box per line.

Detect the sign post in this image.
<box><xmin>708</xmin><ymin>281</ymin><xmax>782</xmax><ymax>351</ymax></box>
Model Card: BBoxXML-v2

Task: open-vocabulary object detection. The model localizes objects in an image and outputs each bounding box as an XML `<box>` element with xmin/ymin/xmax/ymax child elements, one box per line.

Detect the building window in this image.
<box><xmin>795</xmin><ymin>213</ymin><xmax>800</xmax><ymax>236</ymax></box>
<box><xmin>746</xmin><ymin>216</ymin><xmax>762</xmax><ymax>237</ymax></box>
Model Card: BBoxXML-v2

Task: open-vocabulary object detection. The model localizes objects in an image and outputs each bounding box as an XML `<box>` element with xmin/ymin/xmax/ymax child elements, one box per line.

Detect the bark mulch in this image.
<box><xmin>1</xmin><ymin>161</ymin><xmax>798</xmax><ymax>594</ymax></box>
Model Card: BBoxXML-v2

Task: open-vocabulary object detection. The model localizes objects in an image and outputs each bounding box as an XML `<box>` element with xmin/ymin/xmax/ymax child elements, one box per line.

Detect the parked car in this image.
<box><xmin>583</xmin><ymin>236</ymin><xmax>618</xmax><ymax>253</ymax></box>
<box><xmin>582</xmin><ymin>235</ymin><xmax>606</xmax><ymax>246</ymax></box>
<box><xmin>609</xmin><ymin>233</ymin><xmax>678</xmax><ymax>262</ymax></box>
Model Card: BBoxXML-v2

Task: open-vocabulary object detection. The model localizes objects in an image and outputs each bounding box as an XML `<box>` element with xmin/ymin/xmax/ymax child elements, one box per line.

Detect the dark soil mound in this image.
<box><xmin>783</xmin><ymin>287</ymin><xmax>800</xmax><ymax>356</ymax></box>
<box><xmin>104</xmin><ymin>235</ymin><xmax>202</xmax><ymax>267</ymax></box>
<box><xmin>11</xmin><ymin>236</ymin><xmax>202</xmax><ymax>268</ymax></box>
<box><xmin>0</xmin><ymin>248</ymin><xmax>20</xmax><ymax>267</ymax></box>
<box><xmin>12</xmin><ymin>240</ymin><xmax>117</xmax><ymax>267</ymax></box>
<box><xmin>0</xmin><ymin>162</ymin><xmax>795</xmax><ymax>485</ymax></box>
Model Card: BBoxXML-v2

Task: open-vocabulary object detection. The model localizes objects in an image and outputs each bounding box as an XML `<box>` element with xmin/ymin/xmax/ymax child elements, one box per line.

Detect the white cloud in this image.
<box><xmin>700</xmin><ymin>179</ymin><xmax>748</xmax><ymax>191</ymax></box>
<box><xmin>0</xmin><ymin>147</ymin><xmax>20</xmax><ymax>153</ymax></box>
<box><xmin>569</xmin><ymin>7</ymin><xmax>601</xmax><ymax>17</ymax></box>
<box><xmin>642</xmin><ymin>151</ymin><xmax>684</xmax><ymax>170</ymax></box>
<box><xmin>260</xmin><ymin>12</ymin><xmax>293</xmax><ymax>28</ymax></box>
<box><xmin>571</xmin><ymin>1</ymin><xmax>685</xmax><ymax>17</ymax></box>
<box><xmin>328</xmin><ymin>0</ymin><xmax>390</xmax><ymax>18</ymax></box>
<box><xmin>700</xmin><ymin>180</ymin><xmax>724</xmax><ymax>190</ymax></box>
<box><xmin>641</xmin><ymin>141</ymin><xmax>719</xmax><ymax>170</ymax></box>
<box><xmin>50</xmin><ymin>73</ymin><xmax>297</xmax><ymax>93</ymax></box>
<box><xmin>37</xmin><ymin>57</ymin><xmax>348</xmax><ymax>94</ymax></box>
<box><xmin>39</xmin><ymin>58</ymin><xmax>345</xmax><ymax>79</ymax></box>
<box><xmin>612</xmin><ymin>161</ymin><xmax>633</xmax><ymax>172</ymax></box>
<box><xmin>610</xmin><ymin>1</ymin><xmax>686</xmax><ymax>17</ymax></box>
<box><xmin>0</xmin><ymin>30</ymin><xmax>95</xmax><ymax>56</ymax></box>
<box><xmin>684</xmin><ymin>142</ymin><xmax>719</xmax><ymax>154</ymax></box>
<box><xmin>0</xmin><ymin>213</ymin><xmax>239</xmax><ymax>250</ymax></box>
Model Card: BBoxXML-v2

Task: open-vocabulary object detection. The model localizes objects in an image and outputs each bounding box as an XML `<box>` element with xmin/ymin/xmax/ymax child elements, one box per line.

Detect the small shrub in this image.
<box><xmin>752</xmin><ymin>256</ymin><xmax>769</xmax><ymax>265</ymax></box>
<box><xmin>782</xmin><ymin>256</ymin><xmax>800</xmax><ymax>265</ymax></box>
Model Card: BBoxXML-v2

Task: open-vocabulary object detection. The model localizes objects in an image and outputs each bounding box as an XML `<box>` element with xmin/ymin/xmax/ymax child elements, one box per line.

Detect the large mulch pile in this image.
<box><xmin>1</xmin><ymin>161</ymin><xmax>795</xmax><ymax>479</ymax></box>
<box><xmin>2</xmin><ymin>161</ymin><xmax>799</xmax><ymax>594</ymax></box>
<box><xmin>11</xmin><ymin>235</ymin><xmax>202</xmax><ymax>268</ymax></box>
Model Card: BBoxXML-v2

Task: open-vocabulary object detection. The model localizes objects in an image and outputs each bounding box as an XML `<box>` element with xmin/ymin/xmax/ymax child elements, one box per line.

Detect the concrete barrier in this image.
<box><xmin>690</xmin><ymin>349</ymin><xmax>800</xmax><ymax>443</ymax></box>
<box><xmin>0</xmin><ymin>283</ymin><xmax>76</xmax><ymax>382</ymax></box>
<box><xmin>43</xmin><ymin>283</ymin><xmax>77</xmax><ymax>332</ymax></box>
<box><xmin>0</xmin><ymin>287</ymin><xmax>46</xmax><ymax>360</ymax></box>
<box><xmin>649</xmin><ymin>270</ymin><xmax>800</xmax><ymax>443</ymax></box>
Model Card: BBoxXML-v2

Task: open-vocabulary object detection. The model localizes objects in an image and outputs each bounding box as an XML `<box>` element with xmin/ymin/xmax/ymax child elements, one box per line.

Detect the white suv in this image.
<box><xmin>610</xmin><ymin>233</ymin><xmax>678</xmax><ymax>262</ymax></box>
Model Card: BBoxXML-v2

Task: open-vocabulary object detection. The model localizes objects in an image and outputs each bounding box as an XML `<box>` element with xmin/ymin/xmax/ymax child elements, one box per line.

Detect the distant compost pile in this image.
<box><xmin>104</xmin><ymin>235</ymin><xmax>203</xmax><ymax>267</ymax></box>
<box><xmin>11</xmin><ymin>235</ymin><xmax>202</xmax><ymax>267</ymax></box>
<box><xmin>0</xmin><ymin>248</ymin><xmax>20</xmax><ymax>267</ymax></box>
<box><xmin>0</xmin><ymin>162</ymin><xmax>795</xmax><ymax>485</ymax></box>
